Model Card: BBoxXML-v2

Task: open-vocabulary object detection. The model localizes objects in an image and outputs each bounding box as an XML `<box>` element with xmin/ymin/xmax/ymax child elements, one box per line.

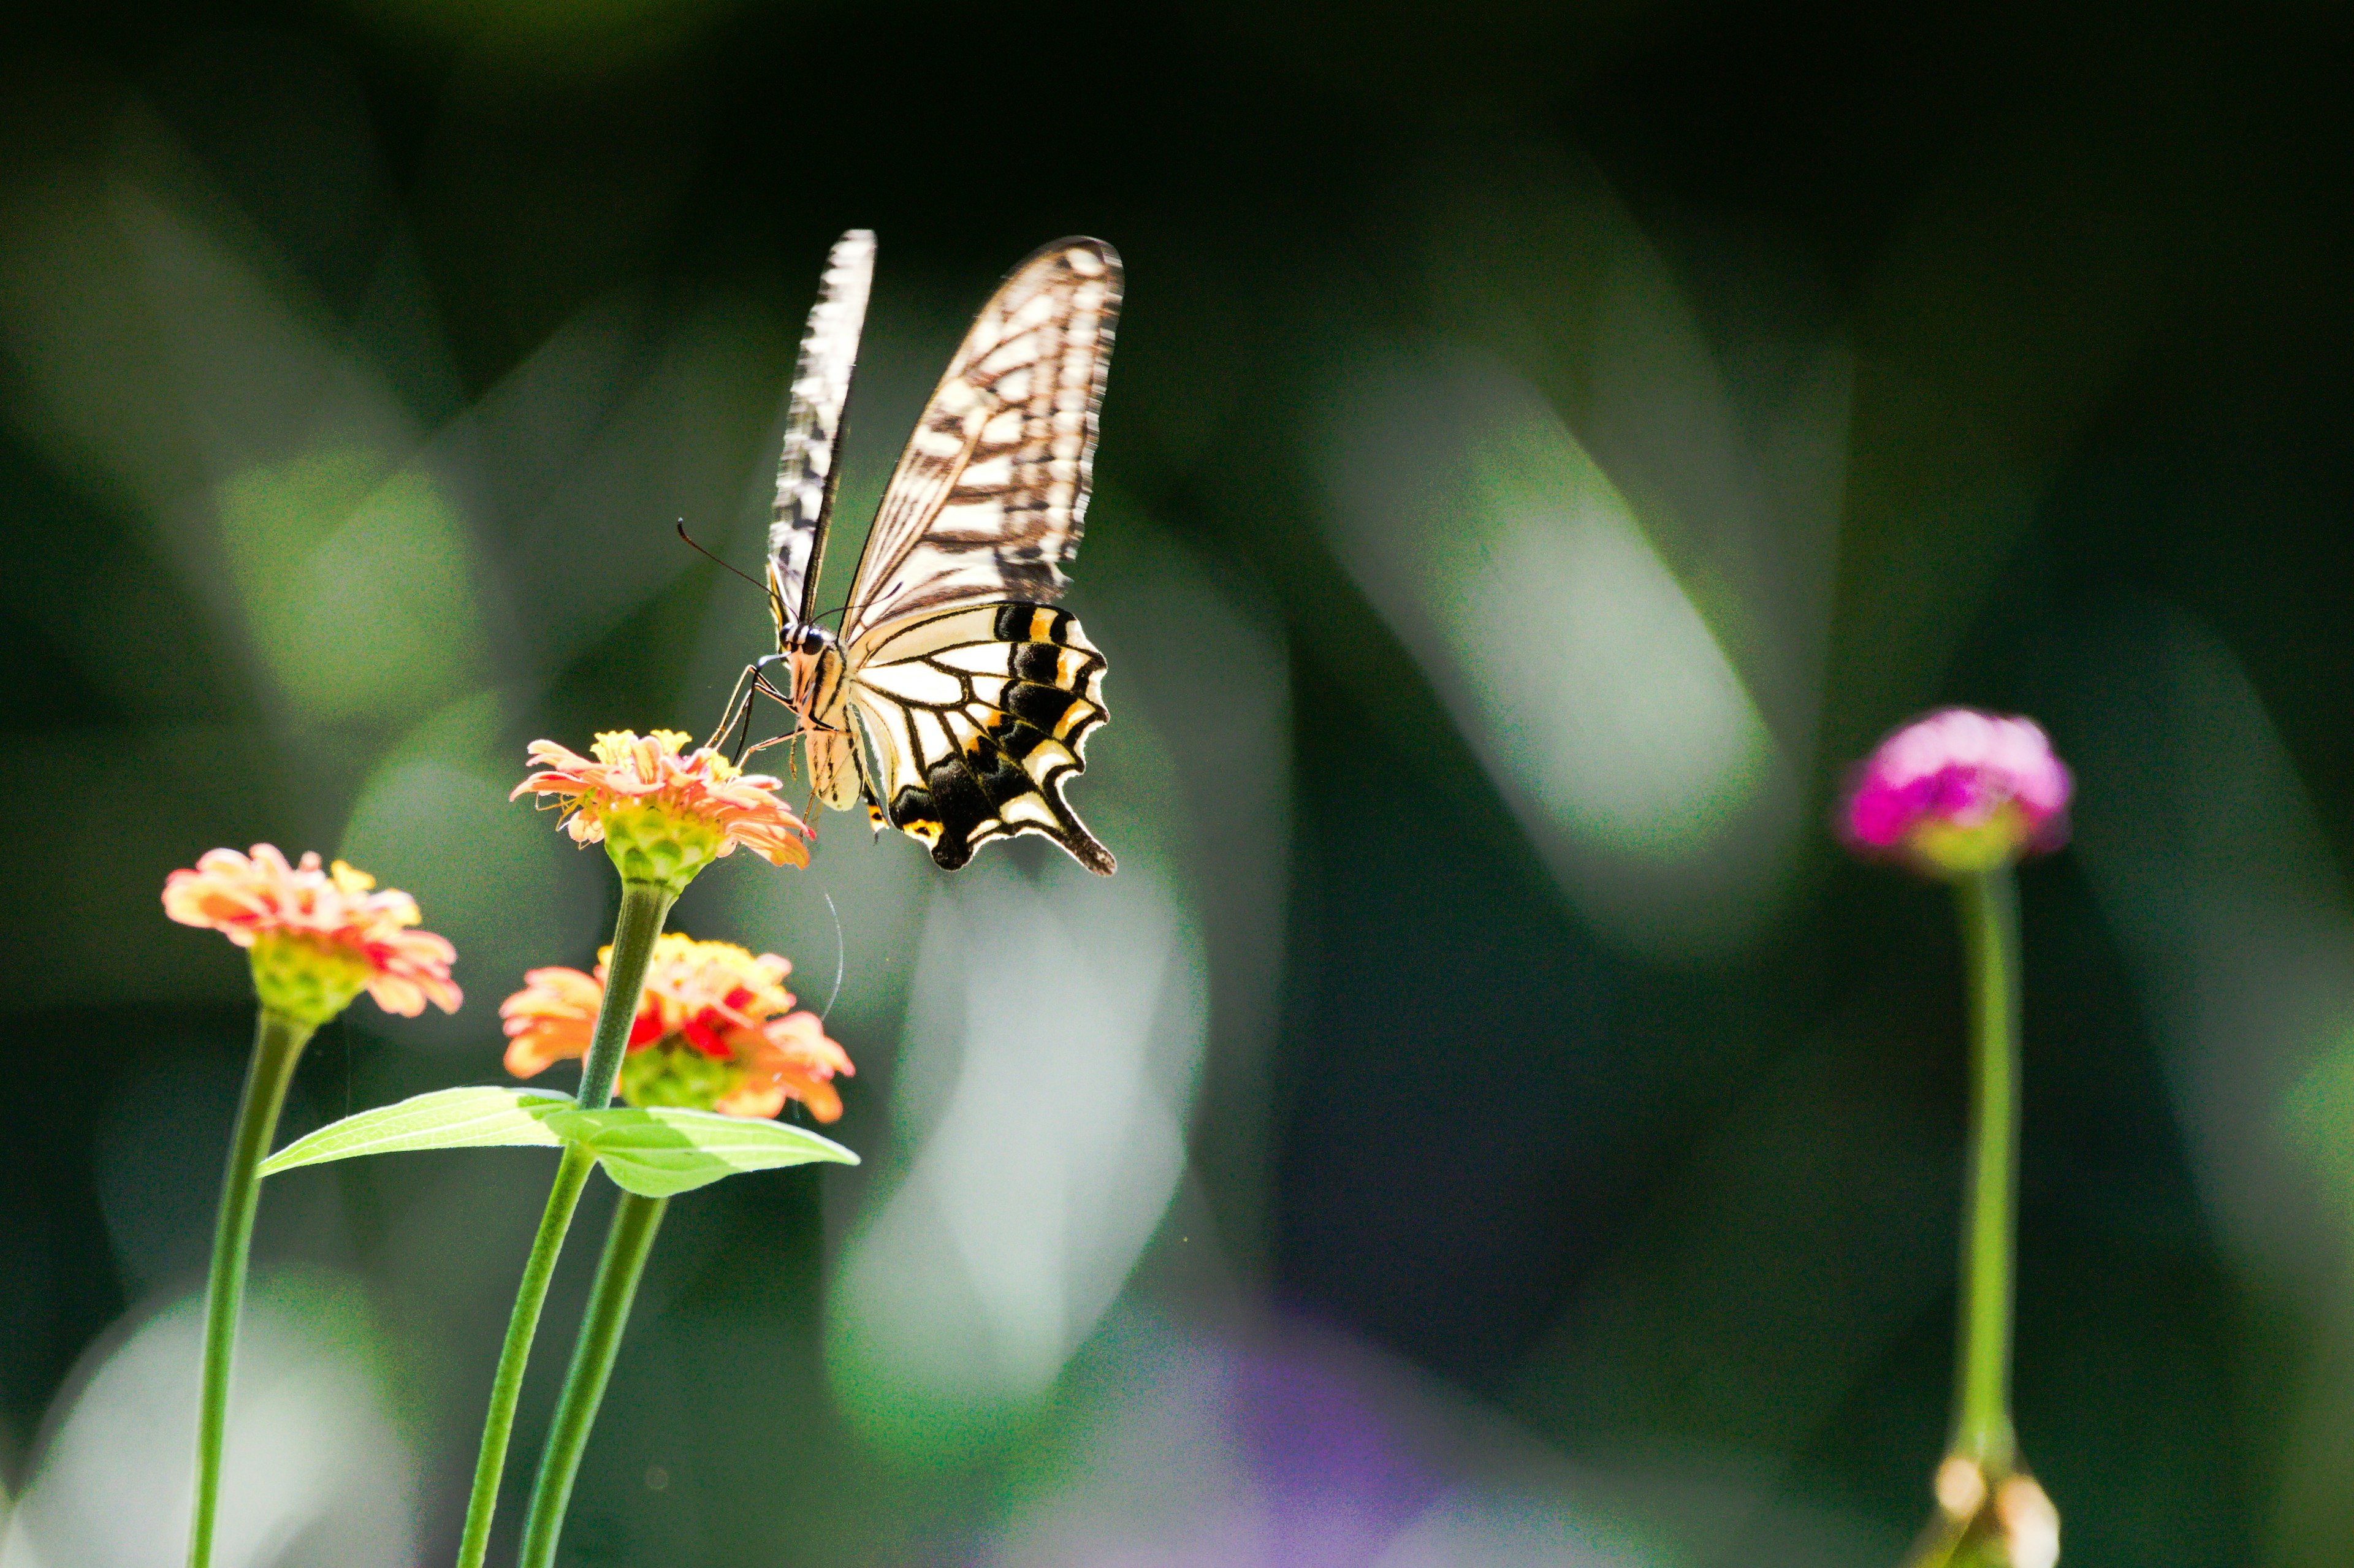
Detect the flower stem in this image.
<box><xmin>187</xmin><ymin>1009</ymin><xmax>314</xmax><ymax>1568</ymax></box>
<box><xmin>576</xmin><ymin>881</ymin><xmax>677</xmax><ymax>1113</ymax></box>
<box><xmin>448</xmin><ymin>877</ymin><xmax>674</xmax><ymax>1566</ymax></box>
<box><xmin>515</xmin><ymin>1191</ymin><xmax>670</xmax><ymax>1568</ymax></box>
<box><xmin>452</xmin><ymin>1143</ymin><xmax>595</xmax><ymax>1568</ymax></box>
<box><xmin>1950</xmin><ymin>868</ymin><xmax>2021</xmax><ymax>1470</ymax></box>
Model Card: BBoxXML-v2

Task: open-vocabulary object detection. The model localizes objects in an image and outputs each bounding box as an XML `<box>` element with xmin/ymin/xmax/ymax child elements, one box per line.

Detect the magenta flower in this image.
<box><xmin>1842</xmin><ymin>708</ymin><xmax>2072</xmax><ymax>876</ymax></box>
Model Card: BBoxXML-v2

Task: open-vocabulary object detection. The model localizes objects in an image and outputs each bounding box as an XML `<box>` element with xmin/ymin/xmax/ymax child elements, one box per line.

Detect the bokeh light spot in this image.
<box><xmin>216</xmin><ymin>447</ymin><xmax>485</xmax><ymax>728</ymax></box>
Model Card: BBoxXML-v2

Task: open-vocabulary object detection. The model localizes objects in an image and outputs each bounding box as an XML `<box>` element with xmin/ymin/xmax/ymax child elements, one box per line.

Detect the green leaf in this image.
<box><xmin>259</xmin><ymin>1086</ymin><xmax>573</xmax><ymax>1177</ymax></box>
<box><xmin>543</xmin><ymin>1106</ymin><xmax>859</xmax><ymax>1198</ymax></box>
<box><xmin>255</xmin><ymin>1086</ymin><xmax>860</xmax><ymax>1197</ymax></box>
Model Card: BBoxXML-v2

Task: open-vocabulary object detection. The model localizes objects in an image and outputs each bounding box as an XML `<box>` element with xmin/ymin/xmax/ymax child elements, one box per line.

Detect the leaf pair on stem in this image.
<box><xmin>259</xmin><ymin>1083</ymin><xmax>855</xmax><ymax>1199</ymax></box>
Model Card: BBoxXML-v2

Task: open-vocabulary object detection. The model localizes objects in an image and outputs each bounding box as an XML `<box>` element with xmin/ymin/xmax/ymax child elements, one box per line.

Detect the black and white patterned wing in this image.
<box><xmin>842</xmin><ymin>604</ymin><xmax>1114</xmax><ymax>874</ymax></box>
<box><xmin>839</xmin><ymin>238</ymin><xmax>1121</xmax><ymax>649</ymax></box>
<box><xmin>768</xmin><ymin>229</ymin><xmax>875</xmax><ymax>631</ymax></box>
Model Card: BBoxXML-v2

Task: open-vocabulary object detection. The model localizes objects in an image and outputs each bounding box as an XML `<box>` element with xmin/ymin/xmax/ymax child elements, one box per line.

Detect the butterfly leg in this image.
<box><xmin>712</xmin><ymin>654</ymin><xmax>799</xmax><ymax>765</ymax></box>
<box><xmin>728</xmin><ymin>695</ymin><xmax>761</xmax><ymax>766</ymax></box>
<box><xmin>706</xmin><ymin>663</ymin><xmax>758</xmax><ymax>753</ymax></box>
<box><xmin>745</xmin><ymin>655</ymin><xmax>808</xmax><ymax>767</ymax></box>
<box><xmin>710</xmin><ymin>658</ymin><xmax>794</xmax><ymax>757</ymax></box>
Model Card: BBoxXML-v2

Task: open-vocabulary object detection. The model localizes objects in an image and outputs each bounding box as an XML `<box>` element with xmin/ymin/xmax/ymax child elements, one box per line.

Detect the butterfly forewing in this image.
<box><xmin>844</xmin><ymin>603</ymin><xmax>1114</xmax><ymax>873</ymax></box>
<box><xmin>841</xmin><ymin>238</ymin><xmax>1122</xmax><ymax>650</ymax></box>
<box><xmin>769</xmin><ymin>229</ymin><xmax>875</xmax><ymax>631</ymax></box>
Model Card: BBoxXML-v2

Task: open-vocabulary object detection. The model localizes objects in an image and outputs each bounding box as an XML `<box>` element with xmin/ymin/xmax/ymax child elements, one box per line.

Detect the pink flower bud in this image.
<box><xmin>1842</xmin><ymin>709</ymin><xmax>2072</xmax><ymax>876</ymax></box>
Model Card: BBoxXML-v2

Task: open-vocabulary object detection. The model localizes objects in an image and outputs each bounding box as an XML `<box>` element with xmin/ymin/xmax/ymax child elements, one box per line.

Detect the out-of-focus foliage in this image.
<box><xmin>3</xmin><ymin>2</ymin><xmax>2352</xmax><ymax>1564</ymax></box>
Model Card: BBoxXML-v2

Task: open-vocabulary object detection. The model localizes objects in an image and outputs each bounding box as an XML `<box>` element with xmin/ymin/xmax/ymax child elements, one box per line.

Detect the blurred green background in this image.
<box><xmin>4</xmin><ymin>1</ymin><xmax>2353</xmax><ymax>1564</ymax></box>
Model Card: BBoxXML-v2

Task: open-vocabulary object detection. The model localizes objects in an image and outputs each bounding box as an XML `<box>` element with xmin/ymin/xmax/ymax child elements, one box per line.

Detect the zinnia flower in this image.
<box><xmin>1842</xmin><ymin>709</ymin><xmax>2072</xmax><ymax>876</ymax></box>
<box><xmin>511</xmin><ymin>729</ymin><xmax>809</xmax><ymax>892</ymax></box>
<box><xmin>163</xmin><ymin>845</ymin><xmax>462</xmax><ymax>1026</ymax></box>
<box><xmin>500</xmin><ymin>932</ymin><xmax>852</xmax><ymax>1121</ymax></box>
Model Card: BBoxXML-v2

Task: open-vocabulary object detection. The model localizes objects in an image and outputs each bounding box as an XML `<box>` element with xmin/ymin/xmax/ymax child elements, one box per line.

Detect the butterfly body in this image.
<box><xmin>739</xmin><ymin>232</ymin><xmax>1122</xmax><ymax>875</ymax></box>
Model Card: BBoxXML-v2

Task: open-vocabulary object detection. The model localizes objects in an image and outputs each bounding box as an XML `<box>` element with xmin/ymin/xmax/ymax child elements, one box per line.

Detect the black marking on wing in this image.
<box><xmin>850</xmin><ymin>601</ymin><xmax>1113</xmax><ymax>874</ymax></box>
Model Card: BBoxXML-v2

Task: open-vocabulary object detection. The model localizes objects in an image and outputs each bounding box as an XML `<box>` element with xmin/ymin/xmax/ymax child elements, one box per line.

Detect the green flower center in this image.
<box><xmin>619</xmin><ymin>1038</ymin><xmax>744</xmax><ymax>1112</ymax></box>
<box><xmin>1905</xmin><ymin>802</ymin><xmax>2032</xmax><ymax>877</ymax></box>
<box><xmin>598</xmin><ymin>803</ymin><xmax>727</xmax><ymax>896</ymax></box>
<box><xmin>249</xmin><ymin>931</ymin><xmax>373</xmax><ymax>1027</ymax></box>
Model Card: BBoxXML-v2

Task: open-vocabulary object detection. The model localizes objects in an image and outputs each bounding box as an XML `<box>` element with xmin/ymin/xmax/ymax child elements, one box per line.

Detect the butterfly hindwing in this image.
<box><xmin>843</xmin><ymin>602</ymin><xmax>1113</xmax><ymax>873</ymax></box>
<box><xmin>840</xmin><ymin>239</ymin><xmax>1122</xmax><ymax>646</ymax></box>
<box><xmin>768</xmin><ymin>230</ymin><xmax>875</xmax><ymax>630</ymax></box>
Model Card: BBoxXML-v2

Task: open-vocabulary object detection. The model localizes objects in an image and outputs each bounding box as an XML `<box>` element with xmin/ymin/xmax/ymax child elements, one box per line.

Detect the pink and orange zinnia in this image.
<box><xmin>512</xmin><ymin>730</ymin><xmax>809</xmax><ymax>891</ymax></box>
<box><xmin>501</xmin><ymin>933</ymin><xmax>853</xmax><ymax>1122</ymax></box>
<box><xmin>163</xmin><ymin>845</ymin><xmax>461</xmax><ymax>1025</ymax></box>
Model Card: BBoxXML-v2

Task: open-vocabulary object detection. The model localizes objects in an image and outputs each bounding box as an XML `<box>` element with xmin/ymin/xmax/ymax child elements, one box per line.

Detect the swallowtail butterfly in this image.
<box><xmin>717</xmin><ymin>230</ymin><xmax>1121</xmax><ymax>875</ymax></box>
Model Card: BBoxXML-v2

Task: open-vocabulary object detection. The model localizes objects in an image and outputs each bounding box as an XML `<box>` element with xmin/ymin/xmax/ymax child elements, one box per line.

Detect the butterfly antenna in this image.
<box><xmin>674</xmin><ymin>520</ymin><xmax>774</xmax><ymax>597</ymax></box>
<box><xmin>820</xmin><ymin>886</ymin><xmax>845</xmax><ymax>1022</ymax></box>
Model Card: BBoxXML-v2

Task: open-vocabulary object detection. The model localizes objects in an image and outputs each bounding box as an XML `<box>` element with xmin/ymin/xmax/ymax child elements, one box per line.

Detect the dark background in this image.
<box><xmin>4</xmin><ymin>1</ymin><xmax>2352</xmax><ymax>1564</ymax></box>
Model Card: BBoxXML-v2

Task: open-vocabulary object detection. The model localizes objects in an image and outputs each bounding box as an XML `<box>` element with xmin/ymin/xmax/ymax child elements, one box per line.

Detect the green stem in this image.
<box><xmin>577</xmin><ymin>881</ymin><xmax>677</xmax><ymax>1113</ymax></box>
<box><xmin>452</xmin><ymin>1144</ymin><xmax>595</xmax><ymax>1568</ymax></box>
<box><xmin>515</xmin><ymin>1192</ymin><xmax>670</xmax><ymax>1568</ymax></box>
<box><xmin>1950</xmin><ymin>868</ymin><xmax>2021</xmax><ymax>1470</ymax></box>
<box><xmin>448</xmin><ymin>877</ymin><xmax>673</xmax><ymax>1566</ymax></box>
<box><xmin>187</xmin><ymin>1009</ymin><xmax>314</xmax><ymax>1568</ymax></box>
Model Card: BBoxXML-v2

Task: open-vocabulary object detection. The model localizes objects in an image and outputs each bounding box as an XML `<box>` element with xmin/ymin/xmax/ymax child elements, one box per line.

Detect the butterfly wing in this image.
<box><xmin>768</xmin><ymin>229</ymin><xmax>875</xmax><ymax>632</ymax></box>
<box><xmin>840</xmin><ymin>603</ymin><xmax>1114</xmax><ymax>873</ymax></box>
<box><xmin>839</xmin><ymin>238</ymin><xmax>1121</xmax><ymax>644</ymax></box>
<box><xmin>829</xmin><ymin>238</ymin><xmax>1124</xmax><ymax>875</ymax></box>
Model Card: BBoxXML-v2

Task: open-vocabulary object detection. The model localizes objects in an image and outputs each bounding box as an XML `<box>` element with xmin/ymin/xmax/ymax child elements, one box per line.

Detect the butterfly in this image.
<box><xmin>714</xmin><ymin>230</ymin><xmax>1122</xmax><ymax>875</ymax></box>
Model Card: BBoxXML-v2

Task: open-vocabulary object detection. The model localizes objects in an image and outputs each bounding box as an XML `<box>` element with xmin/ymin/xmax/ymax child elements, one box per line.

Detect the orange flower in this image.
<box><xmin>163</xmin><ymin>845</ymin><xmax>462</xmax><ymax>1025</ymax></box>
<box><xmin>511</xmin><ymin>730</ymin><xmax>809</xmax><ymax>892</ymax></box>
<box><xmin>499</xmin><ymin>932</ymin><xmax>851</xmax><ymax>1122</ymax></box>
